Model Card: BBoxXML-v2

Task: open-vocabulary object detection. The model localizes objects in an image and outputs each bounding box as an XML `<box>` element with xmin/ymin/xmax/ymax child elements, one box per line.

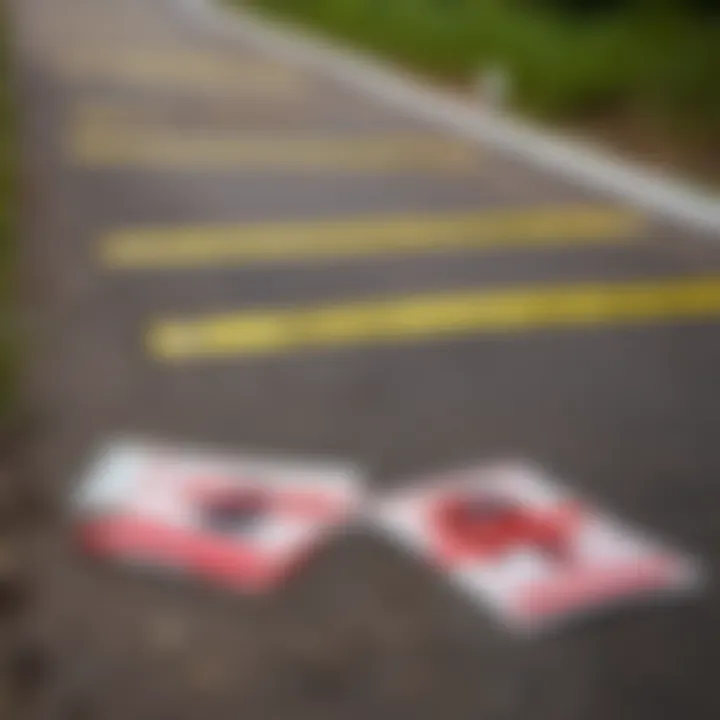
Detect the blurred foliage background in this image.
<box><xmin>0</xmin><ymin>10</ymin><xmax>16</xmax><ymax>425</ymax></box>
<box><xmin>243</xmin><ymin>0</ymin><xmax>719</xmax><ymax>160</ymax></box>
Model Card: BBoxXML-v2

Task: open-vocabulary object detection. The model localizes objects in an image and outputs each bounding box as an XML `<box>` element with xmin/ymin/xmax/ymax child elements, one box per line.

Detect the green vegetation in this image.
<box><xmin>241</xmin><ymin>0</ymin><xmax>719</xmax><ymax>143</ymax></box>
<box><xmin>0</xmin><ymin>11</ymin><xmax>16</xmax><ymax>425</ymax></box>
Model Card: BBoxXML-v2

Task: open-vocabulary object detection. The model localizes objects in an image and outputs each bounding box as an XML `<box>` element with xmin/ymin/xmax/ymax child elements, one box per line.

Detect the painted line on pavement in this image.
<box><xmin>55</xmin><ymin>48</ymin><xmax>306</xmax><ymax>95</ymax></box>
<box><xmin>71</xmin><ymin>96</ymin><xmax>321</xmax><ymax>128</ymax></box>
<box><xmin>103</xmin><ymin>206</ymin><xmax>644</xmax><ymax>269</ymax></box>
<box><xmin>174</xmin><ymin>0</ymin><xmax>720</xmax><ymax>235</ymax></box>
<box><xmin>147</xmin><ymin>275</ymin><xmax>720</xmax><ymax>361</ymax></box>
<box><xmin>68</xmin><ymin>124</ymin><xmax>481</xmax><ymax>173</ymax></box>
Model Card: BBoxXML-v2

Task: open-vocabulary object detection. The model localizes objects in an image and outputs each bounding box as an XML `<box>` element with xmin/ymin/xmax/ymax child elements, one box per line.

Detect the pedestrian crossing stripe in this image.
<box><xmin>54</xmin><ymin>49</ymin><xmax>306</xmax><ymax>95</ymax></box>
<box><xmin>69</xmin><ymin>125</ymin><xmax>481</xmax><ymax>172</ymax></box>
<box><xmin>102</xmin><ymin>206</ymin><xmax>643</xmax><ymax>269</ymax></box>
<box><xmin>147</xmin><ymin>276</ymin><xmax>720</xmax><ymax>361</ymax></box>
<box><xmin>71</xmin><ymin>97</ymin><xmax>317</xmax><ymax>129</ymax></box>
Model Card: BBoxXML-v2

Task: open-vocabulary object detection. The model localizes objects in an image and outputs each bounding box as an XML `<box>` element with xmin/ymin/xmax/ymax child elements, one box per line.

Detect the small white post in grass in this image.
<box><xmin>475</xmin><ymin>63</ymin><xmax>511</xmax><ymax>112</ymax></box>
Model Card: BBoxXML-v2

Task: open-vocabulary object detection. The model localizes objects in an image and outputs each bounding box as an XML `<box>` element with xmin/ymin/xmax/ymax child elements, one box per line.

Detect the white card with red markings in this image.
<box><xmin>373</xmin><ymin>462</ymin><xmax>703</xmax><ymax>633</ymax></box>
<box><xmin>72</xmin><ymin>441</ymin><xmax>364</xmax><ymax>593</ymax></box>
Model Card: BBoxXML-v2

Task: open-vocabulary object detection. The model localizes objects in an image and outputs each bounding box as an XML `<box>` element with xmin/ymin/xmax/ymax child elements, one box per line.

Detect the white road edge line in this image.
<box><xmin>174</xmin><ymin>0</ymin><xmax>720</xmax><ymax>237</ymax></box>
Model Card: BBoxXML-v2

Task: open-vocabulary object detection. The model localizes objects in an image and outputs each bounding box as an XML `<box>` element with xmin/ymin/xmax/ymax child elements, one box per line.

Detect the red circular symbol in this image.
<box><xmin>433</xmin><ymin>493</ymin><xmax>579</xmax><ymax>562</ymax></box>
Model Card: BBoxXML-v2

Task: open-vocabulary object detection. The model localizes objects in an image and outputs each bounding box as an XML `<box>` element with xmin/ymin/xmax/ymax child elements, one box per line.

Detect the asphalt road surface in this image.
<box><xmin>10</xmin><ymin>0</ymin><xmax>720</xmax><ymax>717</ymax></box>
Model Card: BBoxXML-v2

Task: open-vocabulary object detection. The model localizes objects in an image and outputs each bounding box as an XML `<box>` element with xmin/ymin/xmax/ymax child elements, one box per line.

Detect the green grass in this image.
<box><xmin>0</xmin><ymin>11</ymin><xmax>16</xmax><ymax>428</ymax></box>
<box><xmin>239</xmin><ymin>0</ymin><xmax>720</xmax><ymax>139</ymax></box>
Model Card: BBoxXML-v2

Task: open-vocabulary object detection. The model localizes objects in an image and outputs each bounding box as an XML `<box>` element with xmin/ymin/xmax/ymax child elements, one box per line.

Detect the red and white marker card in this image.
<box><xmin>72</xmin><ymin>441</ymin><xmax>364</xmax><ymax>593</ymax></box>
<box><xmin>373</xmin><ymin>462</ymin><xmax>703</xmax><ymax>633</ymax></box>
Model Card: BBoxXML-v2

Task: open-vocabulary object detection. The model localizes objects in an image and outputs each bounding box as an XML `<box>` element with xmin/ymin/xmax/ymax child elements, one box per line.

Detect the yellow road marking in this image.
<box><xmin>69</xmin><ymin>124</ymin><xmax>480</xmax><ymax>172</ymax></box>
<box><xmin>147</xmin><ymin>276</ymin><xmax>720</xmax><ymax>361</ymax></box>
<box><xmin>55</xmin><ymin>49</ymin><xmax>305</xmax><ymax>95</ymax></box>
<box><xmin>71</xmin><ymin>98</ymin><xmax>310</xmax><ymax>128</ymax></box>
<box><xmin>103</xmin><ymin>206</ymin><xmax>643</xmax><ymax>269</ymax></box>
